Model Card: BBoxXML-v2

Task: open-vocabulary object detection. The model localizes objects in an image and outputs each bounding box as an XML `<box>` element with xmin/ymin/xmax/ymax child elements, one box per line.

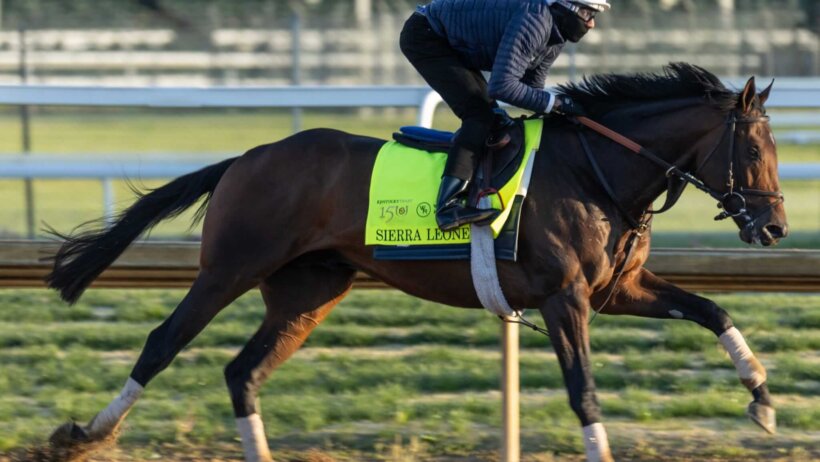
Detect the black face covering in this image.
<box><xmin>550</xmin><ymin>4</ymin><xmax>591</xmax><ymax>43</ymax></box>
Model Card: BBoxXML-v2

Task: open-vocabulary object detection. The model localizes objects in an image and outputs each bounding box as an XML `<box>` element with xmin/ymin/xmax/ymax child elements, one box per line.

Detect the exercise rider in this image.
<box><xmin>400</xmin><ymin>0</ymin><xmax>609</xmax><ymax>230</ymax></box>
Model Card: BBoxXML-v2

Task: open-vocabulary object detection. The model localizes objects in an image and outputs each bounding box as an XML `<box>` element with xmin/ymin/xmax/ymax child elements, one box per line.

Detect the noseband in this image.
<box><xmin>574</xmin><ymin>112</ymin><xmax>784</xmax><ymax>232</ymax></box>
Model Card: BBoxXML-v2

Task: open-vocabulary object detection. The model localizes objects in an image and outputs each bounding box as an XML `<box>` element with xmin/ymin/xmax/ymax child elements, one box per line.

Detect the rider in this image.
<box><xmin>400</xmin><ymin>0</ymin><xmax>609</xmax><ymax>231</ymax></box>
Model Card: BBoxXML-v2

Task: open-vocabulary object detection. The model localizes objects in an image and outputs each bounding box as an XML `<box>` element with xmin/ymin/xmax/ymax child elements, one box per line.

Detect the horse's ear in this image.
<box><xmin>758</xmin><ymin>79</ymin><xmax>774</xmax><ymax>107</ymax></box>
<box><xmin>739</xmin><ymin>76</ymin><xmax>757</xmax><ymax>113</ymax></box>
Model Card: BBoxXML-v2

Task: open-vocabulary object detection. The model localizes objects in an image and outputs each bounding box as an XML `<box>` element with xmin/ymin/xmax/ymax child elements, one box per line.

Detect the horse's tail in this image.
<box><xmin>46</xmin><ymin>157</ymin><xmax>238</xmax><ymax>304</ymax></box>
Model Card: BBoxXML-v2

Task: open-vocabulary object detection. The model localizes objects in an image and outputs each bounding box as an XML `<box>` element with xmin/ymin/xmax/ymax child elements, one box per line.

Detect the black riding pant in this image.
<box><xmin>400</xmin><ymin>12</ymin><xmax>496</xmax><ymax>181</ymax></box>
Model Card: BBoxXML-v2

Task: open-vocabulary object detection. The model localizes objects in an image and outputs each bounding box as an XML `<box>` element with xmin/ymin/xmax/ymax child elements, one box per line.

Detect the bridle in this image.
<box><xmin>574</xmin><ymin>111</ymin><xmax>784</xmax><ymax>233</ymax></box>
<box><xmin>692</xmin><ymin>113</ymin><xmax>784</xmax><ymax>230</ymax></box>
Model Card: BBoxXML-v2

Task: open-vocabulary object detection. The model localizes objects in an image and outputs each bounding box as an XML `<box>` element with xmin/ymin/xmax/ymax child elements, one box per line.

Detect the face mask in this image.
<box><xmin>550</xmin><ymin>4</ymin><xmax>591</xmax><ymax>43</ymax></box>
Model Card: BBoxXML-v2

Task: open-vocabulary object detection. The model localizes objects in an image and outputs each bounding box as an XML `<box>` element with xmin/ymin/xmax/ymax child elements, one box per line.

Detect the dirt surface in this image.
<box><xmin>2</xmin><ymin>444</ymin><xmax>816</xmax><ymax>462</ymax></box>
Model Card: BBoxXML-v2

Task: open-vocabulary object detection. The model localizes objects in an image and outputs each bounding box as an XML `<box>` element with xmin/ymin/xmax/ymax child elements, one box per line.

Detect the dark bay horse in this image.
<box><xmin>46</xmin><ymin>64</ymin><xmax>787</xmax><ymax>462</ymax></box>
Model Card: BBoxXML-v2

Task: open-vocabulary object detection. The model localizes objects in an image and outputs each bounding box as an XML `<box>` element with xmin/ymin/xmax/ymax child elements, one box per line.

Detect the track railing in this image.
<box><xmin>3</xmin><ymin>240</ymin><xmax>819</xmax><ymax>291</ymax></box>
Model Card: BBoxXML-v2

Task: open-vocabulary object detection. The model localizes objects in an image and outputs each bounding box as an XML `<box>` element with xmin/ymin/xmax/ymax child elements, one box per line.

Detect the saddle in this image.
<box><xmin>392</xmin><ymin>112</ymin><xmax>527</xmax><ymax>197</ymax></box>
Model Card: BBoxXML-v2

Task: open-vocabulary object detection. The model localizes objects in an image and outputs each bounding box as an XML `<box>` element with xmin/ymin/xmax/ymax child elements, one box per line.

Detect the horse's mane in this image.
<box><xmin>556</xmin><ymin>62</ymin><xmax>737</xmax><ymax>116</ymax></box>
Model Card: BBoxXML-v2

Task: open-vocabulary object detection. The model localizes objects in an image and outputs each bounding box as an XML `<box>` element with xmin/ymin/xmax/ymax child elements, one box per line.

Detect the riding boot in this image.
<box><xmin>435</xmin><ymin>175</ymin><xmax>500</xmax><ymax>231</ymax></box>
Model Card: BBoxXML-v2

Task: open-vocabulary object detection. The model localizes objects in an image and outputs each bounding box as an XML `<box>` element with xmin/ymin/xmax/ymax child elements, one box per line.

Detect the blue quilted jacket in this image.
<box><xmin>419</xmin><ymin>0</ymin><xmax>566</xmax><ymax>112</ymax></box>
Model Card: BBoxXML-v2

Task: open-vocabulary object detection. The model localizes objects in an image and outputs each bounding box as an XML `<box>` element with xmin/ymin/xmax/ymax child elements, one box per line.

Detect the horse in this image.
<box><xmin>45</xmin><ymin>63</ymin><xmax>787</xmax><ymax>462</ymax></box>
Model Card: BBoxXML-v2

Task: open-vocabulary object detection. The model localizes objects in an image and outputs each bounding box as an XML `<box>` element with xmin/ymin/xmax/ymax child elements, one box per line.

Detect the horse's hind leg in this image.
<box><xmin>599</xmin><ymin>268</ymin><xmax>775</xmax><ymax>433</ymax></box>
<box><xmin>61</xmin><ymin>267</ymin><xmax>261</xmax><ymax>445</ymax></box>
<box><xmin>539</xmin><ymin>282</ymin><xmax>614</xmax><ymax>462</ymax></box>
<box><xmin>224</xmin><ymin>262</ymin><xmax>356</xmax><ymax>462</ymax></box>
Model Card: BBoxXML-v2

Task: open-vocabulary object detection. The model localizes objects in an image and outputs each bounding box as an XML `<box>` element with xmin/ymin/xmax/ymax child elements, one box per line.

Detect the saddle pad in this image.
<box><xmin>365</xmin><ymin>119</ymin><xmax>543</xmax><ymax>246</ymax></box>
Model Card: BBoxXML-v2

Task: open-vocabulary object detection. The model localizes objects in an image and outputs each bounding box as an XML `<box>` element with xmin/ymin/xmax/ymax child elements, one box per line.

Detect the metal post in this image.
<box><xmin>716</xmin><ymin>0</ymin><xmax>738</xmax><ymax>75</ymax></box>
<box><xmin>717</xmin><ymin>0</ymin><xmax>735</xmax><ymax>30</ymax></box>
<box><xmin>102</xmin><ymin>178</ymin><xmax>115</xmax><ymax>226</ymax></box>
<box><xmin>568</xmin><ymin>44</ymin><xmax>578</xmax><ymax>82</ymax></box>
<box><xmin>501</xmin><ymin>319</ymin><xmax>520</xmax><ymax>462</ymax></box>
<box><xmin>354</xmin><ymin>0</ymin><xmax>371</xmax><ymax>26</ymax></box>
<box><xmin>18</xmin><ymin>27</ymin><xmax>34</xmax><ymax>240</ymax></box>
<box><xmin>290</xmin><ymin>12</ymin><xmax>302</xmax><ymax>133</ymax></box>
<box><xmin>417</xmin><ymin>90</ymin><xmax>443</xmax><ymax>128</ymax></box>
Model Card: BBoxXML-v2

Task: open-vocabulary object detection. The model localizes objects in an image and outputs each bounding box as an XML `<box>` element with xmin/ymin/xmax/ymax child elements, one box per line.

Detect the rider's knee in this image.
<box><xmin>457</xmin><ymin>117</ymin><xmax>493</xmax><ymax>150</ymax></box>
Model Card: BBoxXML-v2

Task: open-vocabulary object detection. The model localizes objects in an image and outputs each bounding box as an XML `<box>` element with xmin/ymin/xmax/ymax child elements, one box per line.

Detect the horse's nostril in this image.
<box><xmin>764</xmin><ymin>224</ymin><xmax>787</xmax><ymax>239</ymax></box>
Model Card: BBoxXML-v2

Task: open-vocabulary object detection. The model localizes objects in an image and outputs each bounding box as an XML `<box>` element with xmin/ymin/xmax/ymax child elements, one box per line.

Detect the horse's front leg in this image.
<box><xmin>539</xmin><ymin>281</ymin><xmax>613</xmax><ymax>462</ymax></box>
<box><xmin>599</xmin><ymin>267</ymin><xmax>775</xmax><ymax>433</ymax></box>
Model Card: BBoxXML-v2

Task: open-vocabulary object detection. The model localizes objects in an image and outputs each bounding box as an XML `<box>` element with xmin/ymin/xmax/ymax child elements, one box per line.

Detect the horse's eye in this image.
<box><xmin>749</xmin><ymin>146</ymin><xmax>761</xmax><ymax>161</ymax></box>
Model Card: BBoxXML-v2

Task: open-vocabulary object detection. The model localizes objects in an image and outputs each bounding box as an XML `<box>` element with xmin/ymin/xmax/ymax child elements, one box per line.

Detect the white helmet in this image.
<box><xmin>569</xmin><ymin>0</ymin><xmax>611</xmax><ymax>12</ymax></box>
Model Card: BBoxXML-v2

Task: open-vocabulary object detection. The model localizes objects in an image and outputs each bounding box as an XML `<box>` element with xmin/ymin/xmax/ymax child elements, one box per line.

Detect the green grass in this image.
<box><xmin>0</xmin><ymin>289</ymin><xmax>817</xmax><ymax>460</ymax></box>
<box><xmin>0</xmin><ymin>109</ymin><xmax>816</xmax><ymax>459</ymax></box>
<box><xmin>0</xmin><ymin>109</ymin><xmax>816</xmax><ymax>245</ymax></box>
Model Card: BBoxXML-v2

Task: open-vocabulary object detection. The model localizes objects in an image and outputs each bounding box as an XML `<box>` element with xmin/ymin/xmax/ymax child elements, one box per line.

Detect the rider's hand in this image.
<box><xmin>551</xmin><ymin>94</ymin><xmax>587</xmax><ymax>117</ymax></box>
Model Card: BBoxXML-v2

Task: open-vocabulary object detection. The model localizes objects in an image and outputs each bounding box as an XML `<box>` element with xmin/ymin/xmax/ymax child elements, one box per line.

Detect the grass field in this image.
<box><xmin>0</xmin><ymin>109</ymin><xmax>817</xmax><ymax>246</ymax></box>
<box><xmin>0</xmin><ymin>288</ymin><xmax>817</xmax><ymax>461</ymax></box>
<box><xmin>0</xmin><ymin>109</ymin><xmax>817</xmax><ymax>461</ymax></box>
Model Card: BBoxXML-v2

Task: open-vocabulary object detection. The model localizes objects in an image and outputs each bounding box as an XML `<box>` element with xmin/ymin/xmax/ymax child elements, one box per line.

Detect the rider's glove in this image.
<box><xmin>550</xmin><ymin>94</ymin><xmax>587</xmax><ymax>117</ymax></box>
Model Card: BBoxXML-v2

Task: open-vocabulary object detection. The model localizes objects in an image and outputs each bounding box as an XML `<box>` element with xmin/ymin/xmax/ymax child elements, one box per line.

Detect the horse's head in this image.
<box><xmin>695</xmin><ymin>77</ymin><xmax>787</xmax><ymax>246</ymax></box>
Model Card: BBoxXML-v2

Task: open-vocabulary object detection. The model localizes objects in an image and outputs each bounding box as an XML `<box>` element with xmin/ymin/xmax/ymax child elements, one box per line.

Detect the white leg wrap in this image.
<box><xmin>88</xmin><ymin>377</ymin><xmax>144</xmax><ymax>437</ymax></box>
<box><xmin>582</xmin><ymin>423</ymin><xmax>613</xmax><ymax>462</ymax></box>
<box><xmin>237</xmin><ymin>414</ymin><xmax>273</xmax><ymax>462</ymax></box>
<box><xmin>719</xmin><ymin>327</ymin><xmax>766</xmax><ymax>390</ymax></box>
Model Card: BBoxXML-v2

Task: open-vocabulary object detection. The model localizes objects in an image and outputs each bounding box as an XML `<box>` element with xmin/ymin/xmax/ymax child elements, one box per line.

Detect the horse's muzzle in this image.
<box><xmin>761</xmin><ymin>223</ymin><xmax>788</xmax><ymax>245</ymax></box>
<box><xmin>741</xmin><ymin>221</ymin><xmax>788</xmax><ymax>246</ymax></box>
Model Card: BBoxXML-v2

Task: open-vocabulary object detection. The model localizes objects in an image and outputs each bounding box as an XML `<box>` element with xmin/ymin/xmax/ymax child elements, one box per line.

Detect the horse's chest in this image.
<box><xmin>573</xmin><ymin>220</ymin><xmax>637</xmax><ymax>289</ymax></box>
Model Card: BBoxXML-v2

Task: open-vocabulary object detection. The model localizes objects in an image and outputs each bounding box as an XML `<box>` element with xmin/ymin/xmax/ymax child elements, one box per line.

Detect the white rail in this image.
<box><xmin>0</xmin><ymin>85</ymin><xmax>432</xmax><ymax>107</ymax></box>
<box><xmin>0</xmin><ymin>84</ymin><xmax>445</xmax><ymax>129</ymax></box>
<box><xmin>0</xmin><ymin>155</ymin><xmax>815</xmax><ymax>180</ymax></box>
<box><xmin>0</xmin><ymin>82</ymin><xmax>817</xmax><ymax>139</ymax></box>
<box><xmin>2</xmin><ymin>81</ymin><xmax>819</xmax><ymax>107</ymax></box>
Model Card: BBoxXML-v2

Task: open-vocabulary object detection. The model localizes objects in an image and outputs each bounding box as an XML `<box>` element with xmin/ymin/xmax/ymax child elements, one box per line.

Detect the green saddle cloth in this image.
<box><xmin>365</xmin><ymin>119</ymin><xmax>543</xmax><ymax>246</ymax></box>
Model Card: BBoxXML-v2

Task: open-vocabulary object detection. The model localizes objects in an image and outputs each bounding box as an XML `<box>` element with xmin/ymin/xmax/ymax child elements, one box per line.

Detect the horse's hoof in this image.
<box><xmin>49</xmin><ymin>420</ymin><xmax>90</xmax><ymax>446</ymax></box>
<box><xmin>747</xmin><ymin>401</ymin><xmax>776</xmax><ymax>434</ymax></box>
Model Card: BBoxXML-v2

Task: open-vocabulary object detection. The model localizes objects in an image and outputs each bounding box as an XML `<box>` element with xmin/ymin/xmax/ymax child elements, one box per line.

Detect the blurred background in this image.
<box><xmin>0</xmin><ymin>0</ymin><xmax>817</xmax><ymax>85</ymax></box>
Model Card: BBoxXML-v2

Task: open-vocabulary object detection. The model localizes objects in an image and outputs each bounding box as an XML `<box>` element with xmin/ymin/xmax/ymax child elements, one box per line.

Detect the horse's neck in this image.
<box><xmin>596</xmin><ymin>105</ymin><xmax>725</xmax><ymax>220</ymax></box>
